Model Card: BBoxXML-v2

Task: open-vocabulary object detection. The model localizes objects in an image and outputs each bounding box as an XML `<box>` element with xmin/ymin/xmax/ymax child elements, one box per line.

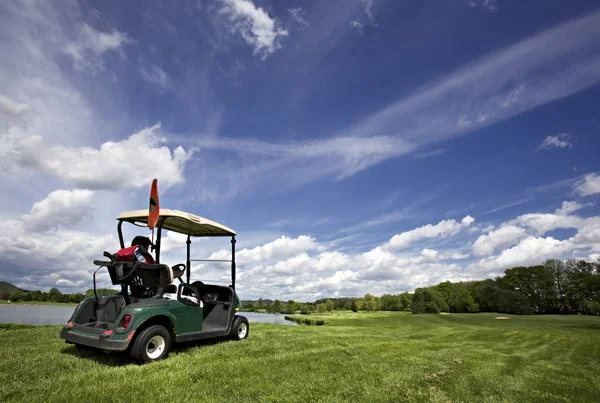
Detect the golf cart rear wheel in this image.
<box><xmin>130</xmin><ymin>325</ymin><xmax>171</xmax><ymax>362</ymax></box>
<box><xmin>230</xmin><ymin>316</ymin><xmax>249</xmax><ymax>340</ymax></box>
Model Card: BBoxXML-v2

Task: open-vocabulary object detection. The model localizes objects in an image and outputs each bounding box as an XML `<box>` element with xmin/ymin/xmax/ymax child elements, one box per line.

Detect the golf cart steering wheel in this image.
<box><xmin>172</xmin><ymin>264</ymin><xmax>186</xmax><ymax>283</ymax></box>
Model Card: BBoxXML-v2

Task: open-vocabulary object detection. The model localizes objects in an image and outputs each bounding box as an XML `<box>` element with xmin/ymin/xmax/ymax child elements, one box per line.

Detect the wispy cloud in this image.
<box><xmin>415</xmin><ymin>148</ymin><xmax>447</xmax><ymax>159</ymax></box>
<box><xmin>537</xmin><ymin>133</ymin><xmax>572</xmax><ymax>151</ymax></box>
<box><xmin>64</xmin><ymin>23</ymin><xmax>133</xmax><ymax>71</ymax></box>
<box><xmin>468</xmin><ymin>0</ymin><xmax>498</xmax><ymax>12</ymax></box>
<box><xmin>342</xmin><ymin>10</ymin><xmax>600</xmax><ymax>150</ymax></box>
<box><xmin>349</xmin><ymin>20</ymin><xmax>363</xmax><ymax>34</ymax></box>
<box><xmin>288</xmin><ymin>8</ymin><xmax>309</xmax><ymax>28</ymax></box>
<box><xmin>140</xmin><ymin>65</ymin><xmax>172</xmax><ymax>90</ymax></box>
<box><xmin>175</xmin><ymin>134</ymin><xmax>413</xmax><ymax>202</ymax></box>
<box><xmin>218</xmin><ymin>0</ymin><xmax>288</xmax><ymax>59</ymax></box>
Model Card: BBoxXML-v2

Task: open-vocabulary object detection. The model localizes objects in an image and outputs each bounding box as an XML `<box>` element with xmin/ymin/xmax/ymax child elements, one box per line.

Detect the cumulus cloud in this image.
<box><xmin>512</xmin><ymin>212</ymin><xmax>582</xmax><ymax>235</ymax></box>
<box><xmin>0</xmin><ymin>217</ymin><xmax>117</xmax><ymax>292</ymax></box>
<box><xmin>555</xmin><ymin>201</ymin><xmax>586</xmax><ymax>216</ymax></box>
<box><xmin>537</xmin><ymin>133</ymin><xmax>572</xmax><ymax>150</ymax></box>
<box><xmin>209</xmin><ymin>235</ymin><xmax>322</xmax><ymax>264</ymax></box>
<box><xmin>472</xmin><ymin>236</ymin><xmax>572</xmax><ymax>273</ymax></box>
<box><xmin>11</xmin><ymin>123</ymin><xmax>193</xmax><ymax>190</ymax></box>
<box><xmin>218</xmin><ymin>0</ymin><xmax>288</xmax><ymax>59</ymax></box>
<box><xmin>383</xmin><ymin>215</ymin><xmax>475</xmax><ymax>251</ymax></box>
<box><xmin>574</xmin><ymin>173</ymin><xmax>600</xmax><ymax>196</ymax></box>
<box><xmin>64</xmin><ymin>23</ymin><xmax>133</xmax><ymax>71</ymax></box>
<box><xmin>472</xmin><ymin>225</ymin><xmax>527</xmax><ymax>257</ymax></box>
<box><xmin>21</xmin><ymin>189</ymin><xmax>95</xmax><ymax>232</ymax></box>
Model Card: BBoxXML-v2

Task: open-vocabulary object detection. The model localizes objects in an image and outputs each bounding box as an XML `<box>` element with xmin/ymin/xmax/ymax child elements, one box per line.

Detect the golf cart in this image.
<box><xmin>60</xmin><ymin>209</ymin><xmax>248</xmax><ymax>362</ymax></box>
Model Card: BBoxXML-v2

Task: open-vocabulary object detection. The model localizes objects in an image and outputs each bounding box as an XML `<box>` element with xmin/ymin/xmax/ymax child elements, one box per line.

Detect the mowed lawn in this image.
<box><xmin>1</xmin><ymin>313</ymin><xmax>599</xmax><ymax>402</ymax></box>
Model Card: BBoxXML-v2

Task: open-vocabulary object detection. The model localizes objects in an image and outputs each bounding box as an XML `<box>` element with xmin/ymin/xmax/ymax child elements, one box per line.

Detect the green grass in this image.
<box><xmin>1</xmin><ymin>313</ymin><xmax>599</xmax><ymax>402</ymax></box>
<box><xmin>0</xmin><ymin>300</ymin><xmax>78</xmax><ymax>306</ymax></box>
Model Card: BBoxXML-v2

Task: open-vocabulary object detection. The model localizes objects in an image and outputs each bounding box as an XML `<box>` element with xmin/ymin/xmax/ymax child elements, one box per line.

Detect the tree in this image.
<box><xmin>48</xmin><ymin>288</ymin><xmax>62</xmax><ymax>302</ymax></box>
<box><xmin>255</xmin><ymin>298</ymin><xmax>265</xmax><ymax>311</ymax></box>
<box><xmin>462</xmin><ymin>290</ymin><xmax>479</xmax><ymax>313</ymax></box>
<box><xmin>9</xmin><ymin>290</ymin><xmax>24</xmax><ymax>301</ymax></box>
<box><xmin>380</xmin><ymin>294</ymin><xmax>396</xmax><ymax>311</ymax></box>
<box><xmin>325</xmin><ymin>299</ymin><xmax>334</xmax><ymax>312</ymax></box>
<box><xmin>411</xmin><ymin>288</ymin><xmax>448</xmax><ymax>314</ymax></box>
<box><xmin>397</xmin><ymin>292</ymin><xmax>412</xmax><ymax>311</ymax></box>
<box><xmin>360</xmin><ymin>294</ymin><xmax>381</xmax><ymax>311</ymax></box>
<box><xmin>85</xmin><ymin>288</ymin><xmax>118</xmax><ymax>297</ymax></box>
<box><xmin>272</xmin><ymin>300</ymin><xmax>283</xmax><ymax>313</ymax></box>
<box><xmin>350</xmin><ymin>300</ymin><xmax>359</xmax><ymax>312</ymax></box>
<box><xmin>0</xmin><ymin>290</ymin><xmax>10</xmax><ymax>300</ymax></box>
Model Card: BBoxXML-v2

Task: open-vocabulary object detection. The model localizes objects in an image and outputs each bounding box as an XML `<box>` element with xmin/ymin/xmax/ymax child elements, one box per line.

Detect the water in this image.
<box><xmin>0</xmin><ymin>305</ymin><xmax>296</xmax><ymax>326</ymax></box>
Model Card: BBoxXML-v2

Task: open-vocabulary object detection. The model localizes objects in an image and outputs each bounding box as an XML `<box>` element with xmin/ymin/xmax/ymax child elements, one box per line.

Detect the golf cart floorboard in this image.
<box><xmin>176</xmin><ymin>327</ymin><xmax>229</xmax><ymax>342</ymax></box>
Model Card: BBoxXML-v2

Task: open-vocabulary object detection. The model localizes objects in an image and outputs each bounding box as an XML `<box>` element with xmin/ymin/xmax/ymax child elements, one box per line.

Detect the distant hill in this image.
<box><xmin>0</xmin><ymin>281</ymin><xmax>22</xmax><ymax>293</ymax></box>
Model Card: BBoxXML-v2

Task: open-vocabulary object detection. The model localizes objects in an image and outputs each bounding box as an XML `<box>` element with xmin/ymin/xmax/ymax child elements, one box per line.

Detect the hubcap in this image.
<box><xmin>146</xmin><ymin>335</ymin><xmax>166</xmax><ymax>359</ymax></box>
<box><xmin>238</xmin><ymin>322</ymin><xmax>247</xmax><ymax>338</ymax></box>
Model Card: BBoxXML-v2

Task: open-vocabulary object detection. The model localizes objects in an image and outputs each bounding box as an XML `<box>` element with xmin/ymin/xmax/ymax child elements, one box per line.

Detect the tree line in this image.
<box><xmin>244</xmin><ymin>258</ymin><xmax>600</xmax><ymax>316</ymax></box>
<box><xmin>2</xmin><ymin>258</ymin><xmax>598</xmax><ymax>315</ymax></box>
<box><xmin>0</xmin><ymin>287</ymin><xmax>116</xmax><ymax>304</ymax></box>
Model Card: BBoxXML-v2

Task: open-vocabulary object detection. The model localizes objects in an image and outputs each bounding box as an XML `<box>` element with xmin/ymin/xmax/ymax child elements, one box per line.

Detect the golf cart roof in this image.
<box><xmin>117</xmin><ymin>209</ymin><xmax>236</xmax><ymax>237</ymax></box>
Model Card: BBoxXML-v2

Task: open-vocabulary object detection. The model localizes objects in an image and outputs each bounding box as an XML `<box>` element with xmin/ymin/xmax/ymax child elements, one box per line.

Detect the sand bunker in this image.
<box><xmin>494</xmin><ymin>316</ymin><xmax>511</xmax><ymax>320</ymax></box>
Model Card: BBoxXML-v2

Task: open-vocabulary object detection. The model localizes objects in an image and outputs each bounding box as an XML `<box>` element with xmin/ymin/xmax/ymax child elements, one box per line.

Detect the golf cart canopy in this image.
<box><xmin>117</xmin><ymin>209</ymin><xmax>236</xmax><ymax>237</ymax></box>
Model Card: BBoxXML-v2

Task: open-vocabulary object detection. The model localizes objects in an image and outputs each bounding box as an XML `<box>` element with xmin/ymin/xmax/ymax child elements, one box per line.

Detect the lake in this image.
<box><xmin>0</xmin><ymin>305</ymin><xmax>296</xmax><ymax>326</ymax></box>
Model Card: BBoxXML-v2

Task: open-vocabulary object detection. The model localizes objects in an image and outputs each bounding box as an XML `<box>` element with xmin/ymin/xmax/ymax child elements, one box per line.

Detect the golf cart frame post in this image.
<box><xmin>117</xmin><ymin>211</ymin><xmax>237</xmax><ymax>289</ymax></box>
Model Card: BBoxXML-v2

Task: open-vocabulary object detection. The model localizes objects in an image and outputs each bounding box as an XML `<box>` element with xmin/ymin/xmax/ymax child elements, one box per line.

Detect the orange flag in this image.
<box><xmin>148</xmin><ymin>179</ymin><xmax>159</xmax><ymax>230</ymax></box>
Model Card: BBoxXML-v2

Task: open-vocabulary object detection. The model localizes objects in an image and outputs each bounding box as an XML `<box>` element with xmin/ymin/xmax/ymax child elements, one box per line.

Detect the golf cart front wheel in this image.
<box><xmin>130</xmin><ymin>325</ymin><xmax>171</xmax><ymax>362</ymax></box>
<box><xmin>230</xmin><ymin>316</ymin><xmax>249</xmax><ymax>340</ymax></box>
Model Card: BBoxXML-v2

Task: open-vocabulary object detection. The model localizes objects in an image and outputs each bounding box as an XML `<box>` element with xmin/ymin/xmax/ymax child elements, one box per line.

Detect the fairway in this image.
<box><xmin>1</xmin><ymin>313</ymin><xmax>599</xmax><ymax>402</ymax></box>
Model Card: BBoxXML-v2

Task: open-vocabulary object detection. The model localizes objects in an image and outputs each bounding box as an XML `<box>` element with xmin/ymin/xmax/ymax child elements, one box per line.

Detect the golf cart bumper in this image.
<box><xmin>60</xmin><ymin>327</ymin><xmax>130</xmax><ymax>351</ymax></box>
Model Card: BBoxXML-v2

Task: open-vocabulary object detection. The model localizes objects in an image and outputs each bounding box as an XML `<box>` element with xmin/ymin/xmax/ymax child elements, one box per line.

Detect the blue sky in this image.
<box><xmin>1</xmin><ymin>0</ymin><xmax>600</xmax><ymax>301</ymax></box>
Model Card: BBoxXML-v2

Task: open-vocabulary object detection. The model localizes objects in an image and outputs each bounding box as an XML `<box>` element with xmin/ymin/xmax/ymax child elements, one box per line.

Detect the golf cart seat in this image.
<box><xmin>94</xmin><ymin>253</ymin><xmax>175</xmax><ymax>300</ymax></box>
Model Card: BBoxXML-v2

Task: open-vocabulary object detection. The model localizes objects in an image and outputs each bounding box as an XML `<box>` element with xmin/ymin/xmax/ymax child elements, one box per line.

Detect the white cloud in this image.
<box><xmin>140</xmin><ymin>65</ymin><xmax>172</xmax><ymax>90</ymax></box>
<box><xmin>22</xmin><ymin>189</ymin><xmax>95</xmax><ymax>232</ymax></box>
<box><xmin>574</xmin><ymin>173</ymin><xmax>600</xmax><ymax>196</ymax></box>
<box><xmin>218</xmin><ymin>0</ymin><xmax>288</xmax><ymax>59</ymax></box>
<box><xmin>64</xmin><ymin>23</ymin><xmax>133</xmax><ymax>71</ymax></box>
<box><xmin>467</xmin><ymin>0</ymin><xmax>498</xmax><ymax>12</ymax></box>
<box><xmin>0</xmin><ymin>95</ymin><xmax>29</xmax><ymax>116</ymax></box>
<box><xmin>538</xmin><ymin>133</ymin><xmax>572</xmax><ymax>150</ymax></box>
<box><xmin>361</xmin><ymin>0</ymin><xmax>376</xmax><ymax>24</ymax></box>
<box><xmin>472</xmin><ymin>224</ymin><xmax>527</xmax><ymax>257</ymax></box>
<box><xmin>184</xmin><ymin>134</ymin><xmax>414</xmax><ymax>201</ymax></box>
<box><xmin>11</xmin><ymin>123</ymin><xmax>194</xmax><ymax>190</ymax></box>
<box><xmin>349</xmin><ymin>20</ymin><xmax>363</xmax><ymax>33</ymax></box>
<box><xmin>210</xmin><ymin>235</ymin><xmax>322</xmax><ymax>264</ymax></box>
<box><xmin>512</xmin><ymin>212</ymin><xmax>582</xmax><ymax>235</ymax></box>
<box><xmin>342</xmin><ymin>10</ymin><xmax>600</xmax><ymax>148</ymax></box>
<box><xmin>384</xmin><ymin>215</ymin><xmax>474</xmax><ymax>251</ymax></box>
<box><xmin>555</xmin><ymin>201</ymin><xmax>586</xmax><ymax>216</ymax></box>
<box><xmin>288</xmin><ymin>8</ymin><xmax>309</xmax><ymax>27</ymax></box>
<box><xmin>473</xmin><ymin>236</ymin><xmax>572</xmax><ymax>273</ymax></box>
<box><xmin>0</xmin><ymin>217</ymin><xmax>118</xmax><ymax>292</ymax></box>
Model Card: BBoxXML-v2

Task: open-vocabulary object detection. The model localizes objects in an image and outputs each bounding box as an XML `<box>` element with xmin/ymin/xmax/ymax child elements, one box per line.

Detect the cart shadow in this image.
<box><xmin>61</xmin><ymin>345</ymin><xmax>134</xmax><ymax>367</ymax></box>
<box><xmin>60</xmin><ymin>337</ymin><xmax>231</xmax><ymax>366</ymax></box>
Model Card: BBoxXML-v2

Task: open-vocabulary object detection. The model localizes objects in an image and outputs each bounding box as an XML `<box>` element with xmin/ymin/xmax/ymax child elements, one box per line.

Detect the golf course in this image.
<box><xmin>1</xmin><ymin>312</ymin><xmax>599</xmax><ymax>402</ymax></box>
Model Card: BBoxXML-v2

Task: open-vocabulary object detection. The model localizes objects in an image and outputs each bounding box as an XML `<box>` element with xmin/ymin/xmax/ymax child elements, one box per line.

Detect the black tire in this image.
<box><xmin>230</xmin><ymin>315</ymin><xmax>249</xmax><ymax>340</ymax></box>
<box><xmin>130</xmin><ymin>325</ymin><xmax>171</xmax><ymax>363</ymax></box>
